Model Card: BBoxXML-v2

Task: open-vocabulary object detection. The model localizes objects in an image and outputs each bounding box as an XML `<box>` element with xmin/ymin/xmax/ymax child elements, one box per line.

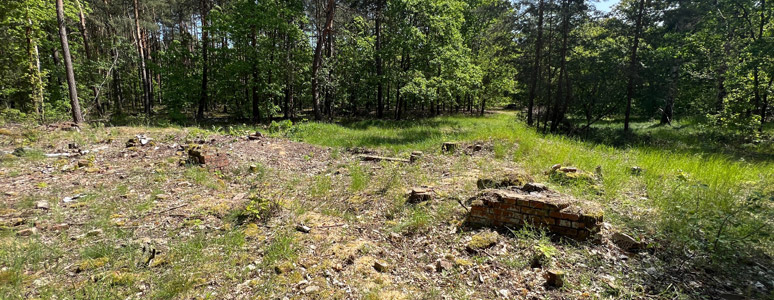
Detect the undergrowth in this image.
<box><xmin>287</xmin><ymin>113</ymin><xmax>774</xmax><ymax>264</ymax></box>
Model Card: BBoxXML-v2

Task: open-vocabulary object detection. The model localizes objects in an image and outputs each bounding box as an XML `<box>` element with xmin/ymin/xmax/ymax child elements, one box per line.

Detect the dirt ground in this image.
<box><xmin>0</xmin><ymin>124</ymin><xmax>771</xmax><ymax>299</ymax></box>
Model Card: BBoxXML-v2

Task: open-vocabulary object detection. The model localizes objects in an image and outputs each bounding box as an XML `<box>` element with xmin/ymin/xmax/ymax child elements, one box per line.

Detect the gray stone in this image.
<box><xmin>17</xmin><ymin>227</ymin><xmax>38</xmax><ymax>236</ymax></box>
<box><xmin>611</xmin><ymin>232</ymin><xmax>644</xmax><ymax>252</ymax></box>
<box><xmin>35</xmin><ymin>201</ymin><xmax>50</xmax><ymax>210</ymax></box>
<box><xmin>435</xmin><ymin>259</ymin><xmax>453</xmax><ymax>272</ymax></box>
<box><xmin>373</xmin><ymin>260</ymin><xmax>390</xmax><ymax>272</ymax></box>
<box><xmin>545</xmin><ymin>270</ymin><xmax>565</xmax><ymax>287</ymax></box>
<box><xmin>522</xmin><ymin>182</ymin><xmax>548</xmax><ymax>193</ymax></box>
<box><xmin>296</xmin><ymin>224</ymin><xmax>311</xmax><ymax>233</ymax></box>
<box><xmin>304</xmin><ymin>285</ymin><xmax>320</xmax><ymax>294</ymax></box>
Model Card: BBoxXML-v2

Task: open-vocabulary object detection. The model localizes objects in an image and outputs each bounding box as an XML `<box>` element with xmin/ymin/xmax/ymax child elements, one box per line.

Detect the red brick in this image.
<box><xmin>561</xmin><ymin>213</ymin><xmax>580</xmax><ymax>221</ymax></box>
<box><xmin>529</xmin><ymin>200</ymin><xmax>545</xmax><ymax>209</ymax></box>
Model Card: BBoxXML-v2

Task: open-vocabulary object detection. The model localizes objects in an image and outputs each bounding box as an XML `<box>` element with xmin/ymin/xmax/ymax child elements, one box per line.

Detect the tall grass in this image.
<box><xmin>286</xmin><ymin>113</ymin><xmax>774</xmax><ymax>261</ymax></box>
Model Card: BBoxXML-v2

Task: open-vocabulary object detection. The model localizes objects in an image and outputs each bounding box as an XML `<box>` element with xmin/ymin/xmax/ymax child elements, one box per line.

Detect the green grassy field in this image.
<box><xmin>286</xmin><ymin>113</ymin><xmax>774</xmax><ymax>263</ymax></box>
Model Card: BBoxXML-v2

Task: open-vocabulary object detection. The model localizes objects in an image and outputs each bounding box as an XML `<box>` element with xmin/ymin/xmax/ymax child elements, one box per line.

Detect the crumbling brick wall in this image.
<box><xmin>467</xmin><ymin>189</ymin><xmax>603</xmax><ymax>240</ymax></box>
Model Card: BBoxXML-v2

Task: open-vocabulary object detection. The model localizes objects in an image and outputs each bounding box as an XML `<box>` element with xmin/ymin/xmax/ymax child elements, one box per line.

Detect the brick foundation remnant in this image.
<box><xmin>467</xmin><ymin>189</ymin><xmax>603</xmax><ymax>240</ymax></box>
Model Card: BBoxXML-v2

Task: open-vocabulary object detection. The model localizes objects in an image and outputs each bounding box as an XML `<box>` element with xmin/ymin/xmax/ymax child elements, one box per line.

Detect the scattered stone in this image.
<box><xmin>435</xmin><ymin>259</ymin><xmax>453</xmax><ymax>272</ymax></box>
<box><xmin>35</xmin><ymin>201</ymin><xmax>50</xmax><ymax>210</ymax></box>
<box><xmin>551</xmin><ymin>164</ymin><xmax>562</xmax><ymax>171</ymax></box>
<box><xmin>126</xmin><ymin>135</ymin><xmax>153</xmax><ymax>147</ymax></box>
<box><xmin>17</xmin><ymin>227</ymin><xmax>38</xmax><ymax>236</ymax></box>
<box><xmin>296</xmin><ymin>224</ymin><xmax>312</xmax><ymax>233</ymax></box>
<box><xmin>611</xmin><ymin>232</ymin><xmax>644</xmax><ymax>252</ymax></box>
<box><xmin>373</xmin><ymin>260</ymin><xmax>390</xmax><ymax>272</ymax></box>
<box><xmin>247</xmin><ymin>131</ymin><xmax>264</xmax><ymax>140</ymax></box>
<box><xmin>466</xmin><ymin>231</ymin><xmax>498</xmax><ymax>252</ymax></box>
<box><xmin>408</xmin><ymin>187</ymin><xmax>433</xmax><ymax>203</ymax></box>
<box><xmin>497</xmin><ymin>289</ymin><xmax>510</xmax><ymax>298</ymax></box>
<box><xmin>249</xmin><ymin>164</ymin><xmax>261</xmax><ymax>173</ymax></box>
<box><xmin>442</xmin><ymin>142</ymin><xmax>459</xmax><ymax>153</ymax></box>
<box><xmin>522</xmin><ymin>182</ymin><xmax>548</xmax><ymax>193</ymax></box>
<box><xmin>559</xmin><ymin>167</ymin><xmax>577</xmax><ymax>173</ymax></box>
<box><xmin>545</xmin><ymin>270</ymin><xmax>565</xmax><ymax>287</ymax></box>
<box><xmin>631</xmin><ymin>166</ymin><xmax>643</xmax><ymax>175</ymax></box>
<box><xmin>46</xmin><ymin>121</ymin><xmax>80</xmax><ymax>132</ymax></box>
<box><xmin>62</xmin><ymin>194</ymin><xmax>83</xmax><ymax>203</ymax></box>
<box><xmin>304</xmin><ymin>285</ymin><xmax>320</xmax><ymax>294</ymax></box>
<box><xmin>332</xmin><ymin>263</ymin><xmax>344</xmax><ymax>272</ymax></box>
<box><xmin>473</xmin><ymin>144</ymin><xmax>484</xmax><ymax>152</ymax></box>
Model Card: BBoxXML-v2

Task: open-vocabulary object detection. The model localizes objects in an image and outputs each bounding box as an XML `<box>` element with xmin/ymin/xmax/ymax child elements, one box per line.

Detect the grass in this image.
<box><xmin>287</xmin><ymin>112</ymin><xmax>774</xmax><ymax>262</ymax></box>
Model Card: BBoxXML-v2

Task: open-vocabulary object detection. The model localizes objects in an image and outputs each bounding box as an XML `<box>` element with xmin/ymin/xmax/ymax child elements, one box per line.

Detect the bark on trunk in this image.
<box><xmin>311</xmin><ymin>0</ymin><xmax>336</xmax><ymax>121</ymax></box>
<box><xmin>132</xmin><ymin>0</ymin><xmax>151</xmax><ymax>116</ymax></box>
<box><xmin>57</xmin><ymin>0</ymin><xmax>84</xmax><ymax>124</ymax></box>
<box><xmin>197</xmin><ymin>0</ymin><xmax>209</xmax><ymax>120</ymax></box>
<box><xmin>624</xmin><ymin>0</ymin><xmax>645</xmax><ymax>132</ymax></box>
<box><xmin>375</xmin><ymin>0</ymin><xmax>384</xmax><ymax>118</ymax></box>
<box><xmin>527</xmin><ymin>0</ymin><xmax>544</xmax><ymax>126</ymax></box>
<box><xmin>661</xmin><ymin>63</ymin><xmax>679</xmax><ymax>125</ymax></box>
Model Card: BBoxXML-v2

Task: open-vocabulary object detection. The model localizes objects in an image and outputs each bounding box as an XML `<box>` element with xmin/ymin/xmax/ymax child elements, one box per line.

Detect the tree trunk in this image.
<box><xmin>25</xmin><ymin>13</ymin><xmax>44</xmax><ymax>118</ymax></box>
<box><xmin>624</xmin><ymin>0</ymin><xmax>645</xmax><ymax>132</ymax></box>
<box><xmin>550</xmin><ymin>0</ymin><xmax>569</xmax><ymax>132</ymax></box>
<box><xmin>132</xmin><ymin>0</ymin><xmax>151</xmax><ymax>116</ymax></box>
<box><xmin>284</xmin><ymin>31</ymin><xmax>295</xmax><ymax>119</ymax></box>
<box><xmin>56</xmin><ymin>0</ymin><xmax>84</xmax><ymax>124</ymax></box>
<box><xmin>761</xmin><ymin>77</ymin><xmax>773</xmax><ymax>132</ymax></box>
<box><xmin>197</xmin><ymin>0</ymin><xmax>209</xmax><ymax>121</ymax></box>
<box><xmin>311</xmin><ymin>0</ymin><xmax>336</xmax><ymax>121</ymax></box>
<box><xmin>527</xmin><ymin>0</ymin><xmax>544</xmax><ymax>126</ymax></box>
<box><xmin>375</xmin><ymin>0</ymin><xmax>384</xmax><ymax>118</ymax></box>
<box><xmin>661</xmin><ymin>63</ymin><xmax>679</xmax><ymax>125</ymax></box>
<box><xmin>251</xmin><ymin>27</ymin><xmax>261</xmax><ymax>122</ymax></box>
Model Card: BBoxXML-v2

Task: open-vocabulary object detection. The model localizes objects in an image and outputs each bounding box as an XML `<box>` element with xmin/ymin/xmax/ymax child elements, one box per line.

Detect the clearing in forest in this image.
<box><xmin>1</xmin><ymin>113</ymin><xmax>773</xmax><ymax>299</ymax></box>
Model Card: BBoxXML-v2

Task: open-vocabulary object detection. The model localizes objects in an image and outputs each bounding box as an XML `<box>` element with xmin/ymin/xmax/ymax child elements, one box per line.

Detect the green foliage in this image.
<box><xmin>348</xmin><ymin>163</ymin><xmax>370</xmax><ymax>192</ymax></box>
<box><xmin>292</xmin><ymin>113</ymin><xmax>774</xmax><ymax>260</ymax></box>
<box><xmin>262</xmin><ymin>231</ymin><xmax>297</xmax><ymax>267</ymax></box>
<box><xmin>244</xmin><ymin>195</ymin><xmax>281</xmax><ymax>222</ymax></box>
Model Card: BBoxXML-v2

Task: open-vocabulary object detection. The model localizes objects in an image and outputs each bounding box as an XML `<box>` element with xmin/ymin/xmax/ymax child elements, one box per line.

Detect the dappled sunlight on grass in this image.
<box><xmin>289</xmin><ymin>113</ymin><xmax>774</xmax><ymax>261</ymax></box>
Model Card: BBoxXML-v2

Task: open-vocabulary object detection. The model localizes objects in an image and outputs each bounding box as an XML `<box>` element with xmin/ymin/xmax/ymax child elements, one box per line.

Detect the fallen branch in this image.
<box><xmin>358</xmin><ymin>154</ymin><xmax>410</xmax><ymax>163</ymax></box>
<box><xmin>314</xmin><ymin>223</ymin><xmax>346</xmax><ymax>229</ymax></box>
<box><xmin>143</xmin><ymin>203</ymin><xmax>188</xmax><ymax>217</ymax></box>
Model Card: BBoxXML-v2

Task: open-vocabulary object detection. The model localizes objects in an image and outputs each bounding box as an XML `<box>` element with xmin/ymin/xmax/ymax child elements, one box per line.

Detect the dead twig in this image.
<box><xmin>143</xmin><ymin>203</ymin><xmax>189</xmax><ymax>218</ymax></box>
<box><xmin>457</xmin><ymin>198</ymin><xmax>470</xmax><ymax>213</ymax></box>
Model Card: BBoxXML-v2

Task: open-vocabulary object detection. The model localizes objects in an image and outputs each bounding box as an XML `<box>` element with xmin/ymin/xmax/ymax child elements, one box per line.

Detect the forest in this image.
<box><xmin>1</xmin><ymin>0</ymin><xmax>774</xmax><ymax>299</ymax></box>
<box><xmin>0</xmin><ymin>0</ymin><xmax>770</xmax><ymax>133</ymax></box>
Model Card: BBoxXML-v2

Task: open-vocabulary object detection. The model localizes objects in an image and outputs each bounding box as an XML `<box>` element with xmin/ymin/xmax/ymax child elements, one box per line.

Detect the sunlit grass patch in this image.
<box><xmin>290</xmin><ymin>113</ymin><xmax>774</xmax><ymax>261</ymax></box>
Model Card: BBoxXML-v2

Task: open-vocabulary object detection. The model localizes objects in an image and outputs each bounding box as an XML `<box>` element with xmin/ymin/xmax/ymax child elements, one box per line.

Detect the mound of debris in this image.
<box><xmin>466</xmin><ymin>186</ymin><xmax>603</xmax><ymax>240</ymax></box>
<box><xmin>184</xmin><ymin>145</ymin><xmax>229</xmax><ymax>169</ymax></box>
